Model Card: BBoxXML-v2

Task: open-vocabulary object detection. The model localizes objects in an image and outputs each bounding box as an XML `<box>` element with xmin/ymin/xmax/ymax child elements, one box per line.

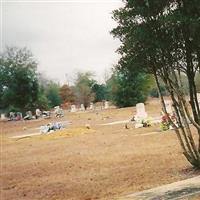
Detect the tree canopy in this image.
<box><xmin>0</xmin><ymin>47</ymin><xmax>39</xmax><ymax>112</ymax></box>
<box><xmin>45</xmin><ymin>81</ymin><xmax>62</xmax><ymax>108</ymax></box>
<box><xmin>59</xmin><ymin>84</ymin><xmax>75</xmax><ymax>104</ymax></box>
<box><xmin>109</xmin><ymin>68</ymin><xmax>153</xmax><ymax>107</ymax></box>
<box><xmin>74</xmin><ymin>72</ymin><xmax>95</xmax><ymax>109</ymax></box>
<box><xmin>111</xmin><ymin>0</ymin><xmax>200</xmax><ymax>167</ymax></box>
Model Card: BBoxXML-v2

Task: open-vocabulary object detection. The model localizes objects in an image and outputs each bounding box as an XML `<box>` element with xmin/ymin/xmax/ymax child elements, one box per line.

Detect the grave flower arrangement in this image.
<box><xmin>160</xmin><ymin>113</ymin><xmax>177</xmax><ymax>131</ymax></box>
<box><xmin>135</xmin><ymin>117</ymin><xmax>152</xmax><ymax>128</ymax></box>
<box><xmin>142</xmin><ymin>117</ymin><xmax>152</xmax><ymax>127</ymax></box>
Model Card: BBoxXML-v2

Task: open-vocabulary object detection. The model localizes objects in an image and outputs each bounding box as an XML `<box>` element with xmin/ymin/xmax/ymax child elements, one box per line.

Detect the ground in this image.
<box><xmin>1</xmin><ymin>99</ymin><xmax>200</xmax><ymax>200</ymax></box>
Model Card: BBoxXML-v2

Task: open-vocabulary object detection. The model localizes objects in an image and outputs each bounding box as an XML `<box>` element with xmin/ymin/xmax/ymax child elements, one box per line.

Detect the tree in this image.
<box><xmin>34</xmin><ymin>92</ymin><xmax>49</xmax><ymax>110</ymax></box>
<box><xmin>0</xmin><ymin>47</ymin><xmax>39</xmax><ymax>112</ymax></box>
<box><xmin>74</xmin><ymin>72</ymin><xmax>95</xmax><ymax>109</ymax></box>
<box><xmin>195</xmin><ymin>73</ymin><xmax>200</xmax><ymax>92</ymax></box>
<box><xmin>111</xmin><ymin>68</ymin><xmax>154</xmax><ymax>107</ymax></box>
<box><xmin>33</xmin><ymin>73</ymin><xmax>51</xmax><ymax>110</ymax></box>
<box><xmin>59</xmin><ymin>84</ymin><xmax>75</xmax><ymax>103</ymax></box>
<box><xmin>105</xmin><ymin>72</ymin><xmax>118</xmax><ymax>102</ymax></box>
<box><xmin>112</xmin><ymin>0</ymin><xmax>200</xmax><ymax>167</ymax></box>
<box><xmin>150</xmin><ymin>85</ymin><xmax>168</xmax><ymax>98</ymax></box>
<box><xmin>45</xmin><ymin>81</ymin><xmax>62</xmax><ymax>108</ymax></box>
<box><xmin>92</xmin><ymin>83</ymin><xmax>108</xmax><ymax>102</ymax></box>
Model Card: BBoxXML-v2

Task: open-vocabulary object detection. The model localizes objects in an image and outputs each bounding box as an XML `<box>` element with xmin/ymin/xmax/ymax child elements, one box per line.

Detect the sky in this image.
<box><xmin>1</xmin><ymin>0</ymin><xmax>123</xmax><ymax>84</ymax></box>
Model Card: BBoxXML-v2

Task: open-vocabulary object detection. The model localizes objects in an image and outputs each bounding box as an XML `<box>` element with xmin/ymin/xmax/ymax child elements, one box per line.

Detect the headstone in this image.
<box><xmin>89</xmin><ymin>102</ymin><xmax>94</xmax><ymax>110</ymax></box>
<box><xmin>197</xmin><ymin>93</ymin><xmax>200</xmax><ymax>104</ymax></box>
<box><xmin>54</xmin><ymin>106</ymin><xmax>60</xmax><ymax>115</ymax></box>
<box><xmin>80</xmin><ymin>104</ymin><xmax>85</xmax><ymax>111</ymax></box>
<box><xmin>9</xmin><ymin>112</ymin><xmax>15</xmax><ymax>120</ymax></box>
<box><xmin>54</xmin><ymin>106</ymin><xmax>64</xmax><ymax>117</ymax></box>
<box><xmin>104</xmin><ymin>101</ymin><xmax>109</xmax><ymax>109</ymax></box>
<box><xmin>70</xmin><ymin>105</ymin><xmax>77</xmax><ymax>112</ymax></box>
<box><xmin>42</xmin><ymin>111</ymin><xmax>50</xmax><ymax>118</ymax></box>
<box><xmin>54</xmin><ymin>106</ymin><xmax>59</xmax><ymax>111</ymax></box>
<box><xmin>135</xmin><ymin>103</ymin><xmax>148</xmax><ymax>120</ymax></box>
<box><xmin>36</xmin><ymin>108</ymin><xmax>42</xmax><ymax>118</ymax></box>
<box><xmin>1</xmin><ymin>113</ymin><xmax>6</xmax><ymax>120</ymax></box>
<box><xmin>134</xmin><ymin>103</ymin><xmax>148</xmax><ymax>128</ymax></box>
<box><xmin>24</xmin><ymin>111</ymin><xmax>33</xmax><ymax>120</ymax></box>
<box><xmin>164</xmin><ymin>100</ymin><xmax>173</xmax><ymax>114</ymax></box>
<box><xmin>16</xmin><ymin>112</ymin><xmax>22</xmax><ymax>120</ymax></box>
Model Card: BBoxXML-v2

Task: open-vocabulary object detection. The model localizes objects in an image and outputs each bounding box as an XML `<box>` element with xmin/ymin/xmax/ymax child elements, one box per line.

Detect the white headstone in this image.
<box><xmin>164</xmin><ymin>100</ymin><xmax>173</xmax><ymax>114</ymax></box>
<box><xmin>36</xmin><ymin>108</ymin><xmax>41</xmax><ymax>117</ymax></box>
<box><xmin>1</xmin><ymin>113</ymin><xmax>6</xmax><ymax>120</ymax></box>
<box><xmin>71</xmin><ymin>105</ymin><xmax>77</xmax><ymax>112</ymax></box>
<box><xmin>80</xmin><ymin>104</ymin><xmax>85</xmax><ymax>111</ymax></box>
<box><xmin>135</xmin><ymin>103</ymin><xmax>148</xmax><ymax>119</ymax></box>
<box><xmin>197</xmin><ymin>93</ymin><xmax>200</xmax><ymax>103</ymax></box>
<box><xmin>89</xmin><ymin>102</ymin><xmax>94</xmax><ymax>110</ymax></box>
<box><xmin>54</xmin><ymin>106</ymin><xmax>60</xmax><ymax>115</ymax></box>
<box><xmin>54</xmin><ymin>106</ymin><xmax>59</xmax><ymax>112</ymax></box>
<box><xmin>104</xmin><ymin>101</ymin><xmax>109</xmax><ymax>109</ymax></box>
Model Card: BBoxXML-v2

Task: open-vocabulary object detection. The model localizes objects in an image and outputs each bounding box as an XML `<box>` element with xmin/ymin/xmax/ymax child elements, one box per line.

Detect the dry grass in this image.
<box><xmin>1</xmin><ymin>99</ymin><xmax>199</xmax><ymax>200</ymax></box>
<box><xmin>33</xmin><ymin>128</ymin><xmax>95</xmax><ymax>141</ymax></box>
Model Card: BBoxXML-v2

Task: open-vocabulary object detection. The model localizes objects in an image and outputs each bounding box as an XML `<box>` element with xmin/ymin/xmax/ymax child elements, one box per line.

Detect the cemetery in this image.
<box><xmin>1</xmin><ymin>98</ymin><xmax>200</xmax><ymax>200</ymax></box>
<box><xmin>1</xmin><ymin>0</ymin><xmax>200</xmax><ymax>199</ymax></box>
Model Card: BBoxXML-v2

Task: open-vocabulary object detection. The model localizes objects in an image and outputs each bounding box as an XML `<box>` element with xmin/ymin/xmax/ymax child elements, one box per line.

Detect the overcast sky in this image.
<box><xmin>1</xmin><ymin>0</ymin><xmax>123</xmax><ymax>84</ymax></box>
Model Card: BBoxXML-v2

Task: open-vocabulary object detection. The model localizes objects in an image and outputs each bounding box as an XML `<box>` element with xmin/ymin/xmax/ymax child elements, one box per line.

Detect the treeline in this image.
<box><xmin>1</xmin><ymin>47</ymin><xmax>199</xmax><ymax>114</ymax></box>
